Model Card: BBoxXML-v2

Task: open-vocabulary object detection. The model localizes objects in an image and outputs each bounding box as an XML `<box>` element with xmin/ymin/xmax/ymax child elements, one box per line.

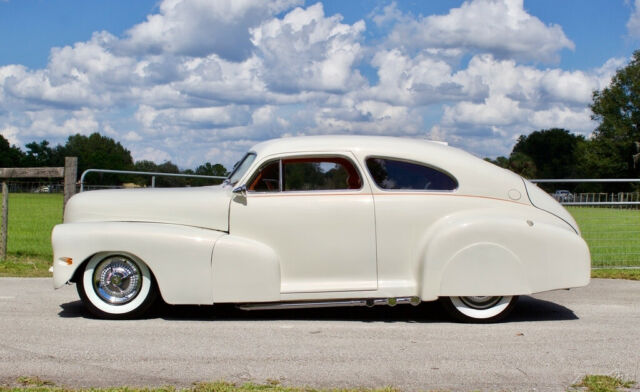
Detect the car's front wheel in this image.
<box><xmin>77</xmin><ymin>253</ymin><xmax>157</xmax><ymax>319</ymax></box>
<box><xmin>440</xmin><ymin>295</ymin><xmax>518</xmax><ymax>323</ymax></box>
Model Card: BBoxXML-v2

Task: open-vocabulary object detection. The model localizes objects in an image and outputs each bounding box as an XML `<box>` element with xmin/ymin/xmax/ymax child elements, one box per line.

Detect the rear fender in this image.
<box><xmin>417</xmin><ymin>206</ymin><xmax>588</xmax><ymax>300</ymax></box>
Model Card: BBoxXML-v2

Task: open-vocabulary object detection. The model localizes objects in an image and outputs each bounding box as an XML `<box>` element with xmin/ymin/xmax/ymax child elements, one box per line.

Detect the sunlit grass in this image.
<box><xmin>0</xmin><ymin>193</ymin><xmax>62</xmax><ymax>276</ymax></box>
<box><xmin>567</xmin><ymin>207</ymin><xmax>640</xmax><ymax>268</ymax></box>
<box><xmin>5</xmin><ymin>193</ymin><xmax>62</xmax><ymax>259</ymax></box>
<box><xmin>570</xmin><ymin>375</ymin><xmax>636</xmax><ymax>392</ymax></box>
<box><xmin>2</xmin><ymin>195</ymin><xmax>640</xmax><ymax>278</ymax></box>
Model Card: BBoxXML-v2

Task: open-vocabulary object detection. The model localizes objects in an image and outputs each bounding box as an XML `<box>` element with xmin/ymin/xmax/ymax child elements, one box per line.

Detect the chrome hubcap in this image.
<box><xmin>459</xmin><ymin>296</ymin><xmax>502</xmax><ymax>310</ymax></box>
<box><xmin>93</xmin><ymin>256</ymin><xmax>142</xmax><ymax>305</ymax></box>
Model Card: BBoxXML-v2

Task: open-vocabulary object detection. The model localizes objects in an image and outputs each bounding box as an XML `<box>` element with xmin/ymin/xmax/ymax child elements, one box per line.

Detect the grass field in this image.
<box><xmin>0</xmin><ymin>193</ymin><xmax>62</xmax><ymax>277</ymax></box>
<box><xmin>0</xmin><ymin>194</ymin><xmax>639</xmax><ymax>278</ymax></box>
<box><xmin>6</xmin><ymin>193</ymin><xmax>62</xmax><ymax>258</ymax></box>
<box><xmin>567</xmin><ymin>206</ymin><xmax>640</xmax><ymax>268</ymax></box>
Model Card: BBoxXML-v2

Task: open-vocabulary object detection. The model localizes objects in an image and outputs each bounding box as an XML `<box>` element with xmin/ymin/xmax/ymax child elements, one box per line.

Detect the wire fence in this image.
<box><xmin>533</xmin><ymin>180</ymin><xmax>640</xmax><ymax>270</ymax></box>
<box><xmin>2</xmin><ymin>180</ymin><xmax>64</xmax><ymax>261</ymax></box>
<box><xmin>5</xmin><ymin>180</ymin><xmax>65</xmax><ymax>194</ymax></box>
<box><xmin>567</xmin><ymin>205</ymin><xmax>640</xmax><ymax>269</ymax></box>
<box><xmin>2</xmin><ymin>173</ymin><xmax>638</xmax><ymax>270</ymax></box>
<box><xmin>1</xmin><ymin>168</ymin><xmax>224</xmax><ymax>262</ymax></box>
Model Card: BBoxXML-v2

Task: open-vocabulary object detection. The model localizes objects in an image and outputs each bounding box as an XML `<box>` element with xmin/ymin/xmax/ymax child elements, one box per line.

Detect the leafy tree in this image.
<box><xmin>485</xmin><ymin>153</ymin><xmax>537</xmax><ymax>178</ymax></box>
<box><xmin>192</xmin><ymin>162</ymin><xmax>228</xmax><ymax>186</ymax></box>
<box><xmin>506</xmin><ymin>152</ymin><xmax>538</xmax><ymax>179</ymax></box>
<box><xmin>512</xmin><ymin>128</ymin><xmax>584</xmax><ymax>179</ymax></box>
<box><xmin>59</xmin><ymin>133</ymin><xmax>134</xmax><ymax>184</ymax></box>
<box><xmin>21</xmin><ymin>140</ymin><xmax>62</xmax><ymax>167</ymax></box>
<box><xmin>486</xmin><ymin>156</ymin><xmax>510</xmax><ymax>169</ymax></box>
<box><xmin>154</xmin><ymin>161</ymin><xmax>186</xmax><ymax>187</ymax></box>
<box><xmin>0</xmin><ymin>134</ymin><xmax>24</xmax><ymax>167</ymax></box>
<box><xmin>588</xmin><ymin>50</ymin><xmax>640</xmax><ymax>180</ymax></box>
<box><xmin>133</xmin><ymin>160</ymin><xmax>159</xmax><ymax>173</ymax></box>
<box><xmin>195</xmin><ymin>162</ymin><xmax>228</xmax><ymax>177</ymax></box>
<box><xmin>128</xmin><ymin>160</ymin><xmax>229</xmax><ymax>187</ymax></box>
<box><xmin>125</xmin><ymin>160</ymin><xmax>159</xmax><ymax>186</ymax></box>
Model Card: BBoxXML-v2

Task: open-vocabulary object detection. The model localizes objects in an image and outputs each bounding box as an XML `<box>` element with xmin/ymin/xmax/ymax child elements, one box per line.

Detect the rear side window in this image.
<box><xmin>366</xmin><ymin>158</ymin><xmax>457</xmax><ymax>191</ymax></box>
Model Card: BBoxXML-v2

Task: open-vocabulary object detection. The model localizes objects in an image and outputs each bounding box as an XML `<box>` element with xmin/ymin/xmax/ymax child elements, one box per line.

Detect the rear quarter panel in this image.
<box><xmin>418</xmin><ymin>205</ymin><xmax>590</xmax><ymax>300</ymax></box>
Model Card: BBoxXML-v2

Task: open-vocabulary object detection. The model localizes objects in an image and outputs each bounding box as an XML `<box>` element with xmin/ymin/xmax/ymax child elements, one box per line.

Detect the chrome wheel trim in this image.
<box><xmin>92</xmin><ymin>256</ymin><xmax>142</xmax><ymax>305</ymax></box>
<box><xmin>458</xmin><ymin>296</ymin><xmax>502</xmax><ymax>310</ymax></box>
<box><xmin>82</xmin><ymin>253</ymin><xmax>153</xmax><ymax>315</ymax></box>
<box><xmin>449</xmin><ymin>296</ymin><xmax>513</xmax><ymax>320</ymax></box>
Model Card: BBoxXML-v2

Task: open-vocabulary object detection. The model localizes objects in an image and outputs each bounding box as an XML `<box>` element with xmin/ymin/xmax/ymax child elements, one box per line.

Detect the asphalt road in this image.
<box><xmin>0</xmin><ymin>278</ymin><xmax>639</xmax><ymax>391</ymax></box>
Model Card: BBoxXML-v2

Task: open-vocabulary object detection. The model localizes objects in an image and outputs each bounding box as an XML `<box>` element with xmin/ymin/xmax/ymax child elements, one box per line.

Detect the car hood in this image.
<box><xmin>63</xmin><ymin>185</ymin><xmax>232</xmax><ymax>232</ymax></box>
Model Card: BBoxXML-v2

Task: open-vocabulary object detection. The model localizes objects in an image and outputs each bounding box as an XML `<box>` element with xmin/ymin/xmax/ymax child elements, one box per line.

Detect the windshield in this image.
<box><xmin>227</xmin><ymin>152</ymin><xmax>256</xmax><ymax>185</ymax></box>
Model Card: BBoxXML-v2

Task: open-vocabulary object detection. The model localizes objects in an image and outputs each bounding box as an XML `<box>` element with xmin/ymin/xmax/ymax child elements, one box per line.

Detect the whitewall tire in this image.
<box><xmin>77</xmin><ymin>253</ymin><xmax>157</xmax><ymax>319</ymax></box>
<box><xmin>440</xmin><ymin>296</ymin><xmax>518</xmax><ymax>323</ymax></box>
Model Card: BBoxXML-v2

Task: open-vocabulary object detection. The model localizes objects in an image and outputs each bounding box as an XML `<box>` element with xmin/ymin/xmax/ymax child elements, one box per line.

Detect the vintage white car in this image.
<box><xmin>52</xmin><ymin>136</ymin><xmax>590</xmax><ymax>322</ymax></box>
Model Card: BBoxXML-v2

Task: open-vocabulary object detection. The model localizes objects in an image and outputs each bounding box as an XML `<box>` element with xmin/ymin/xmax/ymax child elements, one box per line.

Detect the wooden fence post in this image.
<box><xmin>63</xmin><ymin>157</ymin><xmax>78</xmax><ymax>212</ymax></box>
<box><xmin>0</xmin><ymin>159</ymin><xmax>76</xmax><ymax>260</ymax></box>
<box><xmin>0</xmin><ymin>181</ymin><xmax>7</xmax><ymax>260</ymax></box>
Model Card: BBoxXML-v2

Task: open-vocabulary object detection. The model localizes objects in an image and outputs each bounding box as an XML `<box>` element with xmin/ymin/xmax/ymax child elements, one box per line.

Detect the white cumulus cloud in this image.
<box><xmin>120</xmin><ymin>0</ymin><xmax>302</xmax><ymax>61</ymax></box>
<box><xmin>628</xmin><ymin>0</ymin><xmax>640</xmax><ymax>38</ymax></box>
<box><xmin>0</xmin><ymin>0</ymin><xmax>625</xmax><ymax>167</ymax></box>
<box><xmin>252</xmin><ymin>2</ymin><xmax>367</xmax><ymax>93</ymax></box>
<box><xmin>378</xmin><ymin>0</ymin><xmax>574</xmax><ymax>63</ymax></box>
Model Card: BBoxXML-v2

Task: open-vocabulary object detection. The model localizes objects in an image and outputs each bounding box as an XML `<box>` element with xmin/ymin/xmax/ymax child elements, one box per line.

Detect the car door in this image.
<box><xmin>229</xmin><ymin>153</ymin><xmax>378</xmax><ymax>293</ymax></box>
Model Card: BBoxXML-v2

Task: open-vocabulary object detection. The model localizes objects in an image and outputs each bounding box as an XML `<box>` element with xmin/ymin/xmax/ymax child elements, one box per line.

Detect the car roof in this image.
<box><xmin>250</xmin><ymin>135</ymin><xmax>459</xmax><ymax>158</ymax></box>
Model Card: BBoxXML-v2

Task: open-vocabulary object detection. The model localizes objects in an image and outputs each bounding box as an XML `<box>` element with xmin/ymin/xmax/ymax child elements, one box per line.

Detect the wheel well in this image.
<box><xmin>69</xmin><ymin>252</ymin><xmax>161</xmax><ymax>299</ymax></box>
<box><xmin>69</xmin><ymin>256</ymin><xmax>91</xmax><ymax>284</ymax></box>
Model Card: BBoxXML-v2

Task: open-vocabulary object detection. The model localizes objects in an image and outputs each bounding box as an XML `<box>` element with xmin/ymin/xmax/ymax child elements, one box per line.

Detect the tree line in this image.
<box><xmin>0</xmin><ymin>132</ymin><xmax>228</xmax><ymax>186</ymax></box>
<box><xmin>486</xmin><ymin>50</ymin><xmax>640</xmax><ymax>192</ymax></box>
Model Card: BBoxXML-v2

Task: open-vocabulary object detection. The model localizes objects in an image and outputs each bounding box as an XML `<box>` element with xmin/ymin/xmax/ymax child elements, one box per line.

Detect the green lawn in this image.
<box><xmin>1</xmin><ymin>194</ymin><xmax>639</xmax><ymax>277</ymax></box>
<box><xmin>6</xmin><ymin>193</ymin><xmax>63</xmax><ymax>258</ymax></box>
<box><xmin>0</xmin><ymin>193</ymin><xmax>62</xmax><ymax>277</ymax></box>
<box><xmin>567</xmin><ymin>206</ymin><xmax>640</xmax><ymax>268</ymax></box>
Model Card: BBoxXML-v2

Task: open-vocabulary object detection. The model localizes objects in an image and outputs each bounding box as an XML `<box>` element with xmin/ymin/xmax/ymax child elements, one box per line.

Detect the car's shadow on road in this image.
<box><xmin>58</xmin><ymin>295</ymin><xmax>577</xmax><ymax>323</ymax></box>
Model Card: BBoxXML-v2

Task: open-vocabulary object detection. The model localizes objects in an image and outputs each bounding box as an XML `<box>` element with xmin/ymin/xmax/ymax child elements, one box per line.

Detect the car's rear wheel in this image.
<box><xmin>77</xmin><ymin>253</ymin><xmax>157</xmax><ymax>319</ymax></box>
<box><xmin>440</xmin><ymin>295</ymin><xmax>518</xmax><ymax>323</ymax></box>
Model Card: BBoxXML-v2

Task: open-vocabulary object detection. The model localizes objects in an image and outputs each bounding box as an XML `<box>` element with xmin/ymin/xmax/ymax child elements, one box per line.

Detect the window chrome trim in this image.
<box><xmin>246</xmin><ymin>154</ymin><xmax>365</xmax><ymax>194</ymax></box>
<box><xmin>228</xmin><ymin>152</ymin><xmax>257</xmax><ymax>186</ymax></box>
<box><xmin>278</xmin><ymin>159</ymin><xmax>283</xmax><ymax>192</ymax></box>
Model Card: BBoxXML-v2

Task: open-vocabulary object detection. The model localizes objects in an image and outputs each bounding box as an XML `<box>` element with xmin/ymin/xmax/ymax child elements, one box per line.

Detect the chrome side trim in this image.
<box><xmin>237</xmin><ymin>296</ymin><xmax>420</xmax><ymax>311</ymax></box>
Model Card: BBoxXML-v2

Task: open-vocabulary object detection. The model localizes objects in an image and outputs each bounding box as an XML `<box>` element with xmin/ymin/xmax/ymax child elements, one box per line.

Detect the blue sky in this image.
<box><xmin>1</xmin><ymin>0</ymin><xmax>639</xmax><ymax>168</ymax></box>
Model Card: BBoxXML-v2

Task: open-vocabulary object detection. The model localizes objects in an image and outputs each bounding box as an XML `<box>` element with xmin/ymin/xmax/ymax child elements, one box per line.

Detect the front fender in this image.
<box><xmin>52</xmin><ymin>222</ymin><xmax>225</xmax><ymax>304</ymax></box>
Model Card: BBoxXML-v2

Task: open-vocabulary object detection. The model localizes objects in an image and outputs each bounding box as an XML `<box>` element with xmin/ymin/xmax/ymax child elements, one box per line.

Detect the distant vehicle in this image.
<box><xmin>52</xmin><ymin>136</ymin><xmax>590</xmax><ymax>322</ymax></box>
<box><xmin>553</xmin><ymin>190</ymin><xmax>574</xmax><ymax>203</ymax></box>
<box><xmin>34</xmin><ymin>185</ymin><xmax>50</xmax><ymax>193</ymax></box>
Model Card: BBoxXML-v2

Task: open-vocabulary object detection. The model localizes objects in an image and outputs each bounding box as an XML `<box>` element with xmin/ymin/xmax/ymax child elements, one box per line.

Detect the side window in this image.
<box><xmin>247</xmin><ymin>157</ymin><xmax>362</xmax><ymax>192</ymax></box>
<box><xmin>284</xmin><ymin>157</ymin><xmax>362</xmax><ymax>191</ymax></box>
<box><xmin>366</xmin><ymin>158</ymin><xmax>457</xmax><ymax>191</ymax></box>
<box><xmin>248</xmin><ymin>161</ymin><xmax>280</xmax><ymax>192</ymax></box>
